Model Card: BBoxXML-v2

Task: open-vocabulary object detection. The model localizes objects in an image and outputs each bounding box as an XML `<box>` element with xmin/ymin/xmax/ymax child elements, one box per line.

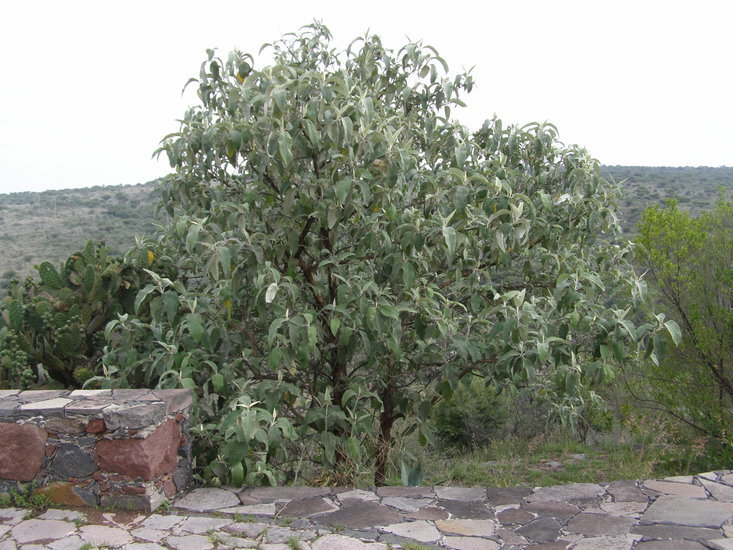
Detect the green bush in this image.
<box><xmin>432</xmin><ymin>379</ymin><xmax>509</xmax><ymax>448</ymax></box>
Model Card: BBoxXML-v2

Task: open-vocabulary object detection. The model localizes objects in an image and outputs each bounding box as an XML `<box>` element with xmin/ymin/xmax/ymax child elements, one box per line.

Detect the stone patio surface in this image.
<box><xmin>1</xmin><ymin>470</ymin><xmax>733</xmax><ymax>549</ymax></box>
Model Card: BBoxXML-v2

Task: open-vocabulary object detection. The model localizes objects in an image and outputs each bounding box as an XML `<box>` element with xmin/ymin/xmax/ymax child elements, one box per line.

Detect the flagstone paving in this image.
<box><xmin>1</xmin><ymin>471</ymin><xmax>732</xmax><ymax>549</ymax></box>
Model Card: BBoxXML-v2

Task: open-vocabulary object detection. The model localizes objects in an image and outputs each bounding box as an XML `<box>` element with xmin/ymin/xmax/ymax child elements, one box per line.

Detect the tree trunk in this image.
<box><xmin>374</xmin><ymin>387</ymin><xmax>395</xmax><ymax>486</ymax></box>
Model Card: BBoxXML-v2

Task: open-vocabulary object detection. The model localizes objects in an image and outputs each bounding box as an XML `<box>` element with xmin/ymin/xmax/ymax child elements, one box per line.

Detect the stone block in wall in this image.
<box><xmin>95</xmin><ymin>418</ymin><xmax>180</xmax><ymax>479</ymax></box>
<box><xmin>0</xmin><ymin>423</ymin><xmax>47</xmax><ymax>481</ymax></box>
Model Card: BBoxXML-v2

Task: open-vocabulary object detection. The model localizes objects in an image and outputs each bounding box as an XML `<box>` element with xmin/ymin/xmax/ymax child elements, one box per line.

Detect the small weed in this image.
<box><xmin>276</xmin><ymin>516</ymin><xmax>294</xmax><ymax>527</ymax></box>
<box><xmin>78</xmin><ymin>544</ymin><xmax>93</xmax><ymax>550</ymax></box>
<box><xmin>286</xmin><ymin>536</ymin><xmax>301</xmax><ymax>550</ymax></box>
<box><xmin>206</xmin><ymin>528</ymin><xmax>222</xmax><ymax>544</ymax></box>
<box><xmin>157</xmin><ymin>499</ymin><xmax>171</xmax><ymax>512</ymax></box>
<box><xmin>330</xmin><ymin>524</ymin><xmax>346</xmax><ymax>533</ymax></box>
<box><xmin>401</xmin><ymin>543</ymin><xmax>431</xmax><ymax>550</ymax></box>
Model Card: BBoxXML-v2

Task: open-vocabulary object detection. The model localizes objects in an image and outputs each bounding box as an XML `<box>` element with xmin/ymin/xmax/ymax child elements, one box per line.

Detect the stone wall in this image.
<box><xmin>0</xmin><ymin>388</ymin><xmax>192</xmax><ymax>512</ymax></box>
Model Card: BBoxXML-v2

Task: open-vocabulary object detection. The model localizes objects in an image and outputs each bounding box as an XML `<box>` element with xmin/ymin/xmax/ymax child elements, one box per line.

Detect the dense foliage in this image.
<box><xmin>631</xmin><ymin>199</ymin><xmax>733</xmax><ymax>454</ymax></box>
<box><xmin>95</xmin><ymin>23</ymin><xmax>678</xmax><ymax>485</ymax></box>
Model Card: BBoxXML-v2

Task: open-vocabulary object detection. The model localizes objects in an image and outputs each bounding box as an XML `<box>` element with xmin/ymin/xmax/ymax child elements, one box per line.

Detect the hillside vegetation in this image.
<box><xmin>603</xmin><ymin>165</ymin><xmax>733</xmax><ymax>233</ymax></box>
<box><xmin>0</xmin><ymin>182</ymin><xmax>162</xmax><ymax>285</ymax></box>
<box><xmin>1</xmin><ymin>166</ymin><xmax>732</xmax><ymax>286</ymax></box>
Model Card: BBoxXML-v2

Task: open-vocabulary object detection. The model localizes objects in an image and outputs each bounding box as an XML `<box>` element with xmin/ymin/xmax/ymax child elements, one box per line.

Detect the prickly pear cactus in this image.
<box><xmin>0</xmin><ymin>240</ymin><xmax>155</xmax><ymax>388</ymax></box>
<box><xmin>38</xmin><ymin>262</ymin><xmax>63</xmax><ymax>289</ymax></box>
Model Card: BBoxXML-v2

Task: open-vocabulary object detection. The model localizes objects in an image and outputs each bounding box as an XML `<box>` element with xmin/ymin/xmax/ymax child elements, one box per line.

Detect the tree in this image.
<box><xmin>103</xmin><ymin>23</ymin><xmax>676</xmax><ymax>485</ymax></box>
<box><xmin>632</xmin><ymin>199</ymin><xmax>733</xmax><ymax>451</ymax></box>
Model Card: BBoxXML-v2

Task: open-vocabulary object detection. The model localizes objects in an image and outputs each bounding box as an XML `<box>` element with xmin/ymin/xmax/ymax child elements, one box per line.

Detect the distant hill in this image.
<box><xmin>1</xmin><ymin>166</ymin><xmax>732</xmax><ymax>288</ymax></box>
<box><xmin>602</xmin><ymin>165</ymin><xmax>733</xmax><ymax>234</ymax></box>
<box><xmin>0</xmin><ymin>181</ymin><xmax>163</xmax><ymax>286</ymax></box>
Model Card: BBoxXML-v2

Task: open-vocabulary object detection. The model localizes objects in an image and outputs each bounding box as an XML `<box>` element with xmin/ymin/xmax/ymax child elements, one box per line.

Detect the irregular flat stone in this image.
<box><xmin>242</xmin><ymin>486</ymin><xmax>330</xmax><ymax>503</ymax></box>
<box><xmin>0</xmin><ymin>507</ymin><xmax>27</xmax><ymax>524</ymax></box>
<box><xmin>486</xmin><ymin>486</ymin><xmax>533</xmax><ymax>505</ymax></box>
<box><xmin>566</xmin><ymin>513</ymin><xmax>635</xmax><ymax>536</ymax></box>
<box><xmin>600</xmin><ymin>500</ymin><xmax>648</xmax><ymax>516</ymax></box>
<box><xmin>337</xmin><ymin>489</ymin><xmax>379</xmax><ymax>502</ymax></box>
<box><xmin>442</xmin><ymin>536</ymin><xmax>500</xmax><ymax>550</ymax></box>
<box><xmin>664</xmin><ymin>475</ymin><xmax>695</xmax><ymax>483</ymax></box>
<box><xmin>437</xmin><ymin>499</ymin><xmax>495</xmax><ymax>519</ymax></box>
<box><xmin>642</xmin><ymin>495</ymin><xmax>733</xmax><ymax>527</ymax></box>
<box><xmin>51</xmin><ymin>443</ymin><xmax>97</xmax><ymax>478</ymax></box>
<box><xmin>64</xmin><ymin>399</ymin><xmax>112</xmax><ymax>414</ymax></box>
<box><xmin>520</xmin><ymin>542</ymin><xmax>571</xmax><ymax>550</ymax></box>
<box><xmin>376</xmin><ymin>486</ymin><xmax>434</xmax><ymax>498</ymax></box>
<box><xmin>435</xmin><ymin>519</ymin><xmax>497</xmax><ymax>537</ymax></box>
<box><xmin>435</xmin><ymin>487</ymin><xmax>486</xmax><ymax>501</ymax></box>
<box><xmin>380</xmin><ymin>520</ymin><xmax>441</xmax><ymax>542</ymax></box>
<box><xmin>0</xmin><ymin>390</ymin><xmax>20</xmax><ymax>397</ymax></box>
<box><xmin>495</xmin><ymin>527</ymin><xmax>528</xmax><ymax>545</ymax></box>
<box><xmin>699</xmin><ymin>472</ymin><xmax>720</xmax><ymax>481</ymax></box>
<box><xmin>407</xmin><ymin>506</ymin><xmax>450</xmax><ymax>520</ymax></box>
<box><xmin>643</xmin><ymin>480</ymin><xmax>707</xmax><ymax>498</ymax></box>
<box><xmin>48</xmin><ymin>535</ymin><xmax>87</xmax><ymax>550</ymax></box>
<box><xmin>529</xmin><ymin>483</ymin><xmax>605</xmax><ymax>503</ymax></box>
<box><xmin>634</xmin><ymin>542</ymin><xmax>710</xmax><ymax>550</ymax></box>
<box><xmin>140</xmin><ymin>514</ymin><xmax>185</xmax><ymax>530</ymax></box>
<box><xmin>79</xmin><ymin>524</ymin><xmax>134</xmax><ymax>546</ymax></box>
<box><xmin>132</xmin><ymin>527</ymin><xmax>169</xmax><ymax>542</ymax></box>
<box><xmin>720</xmin><ymin>473</ymin><xmax>733</xmax><ymax>484</ymax></box>
<box><xmin>18</xmin><ymin>390</ymin><xmax>67</xmax><ymax>401</ymax></box>
<box><xmin>102</xmin><ymin>402</ymin><xmax>166</xmax><ymax>430</ymax></box>
<box><xmin>19</xmin><ymin>397</ymin><xmax>72</xmax><ymax>415</ymax></box>
<box><xmin>0</xmin><ymin>423</ymin><xmax>47</xmax><ymax>481</ymax></box>
<box><xmin>0</xmin><ymin>399</ymin><xmax>19</xmax><ymax>416</ymax></box>
<box><xmin>44</xmin><ymin>417</ymin><xmax>85</xmax><ymax>434</ymax></box>
<box><xmin>631</xmin><ymin>524</ymin><xmax>723</xmax><ymax>539</ymax></box>
<box><xmin>266</xmin><ymin>526</ymin><xmax>317</xmax><ymax>543</ymax></box>
<box><xmin>700</xmin><ymin>478</ymin><xmax>733</xmax><ymax>501</ymax></box>
<box><xmin>709</xmin><ymin>540</ymin><xmax>733</xmax><ymax>550</ymax></box>
<box><xmin>218</xmin><ymin>533</ymin><xmax>258</xmax><ymax>548</ymax></box>
<box><xmin>278</xmin><ymin>496</ymin><xmax>339</xmax><ymax>517</ymax></box>
<box><xmin>606</xmin><ymin>480</ymin><xmax>648</xmax><ymax>503</ymax></box>
<box><xmin>173</xmin><ymin>487</ymin><xmax>241</xmax><ymax>511</ymax></box>
<box><xmin>497</xmin><ymin>507</ymin><xmax>535</xmax><ymax>524</ymax></box>
<box><xmin>222</xmin><ymin>521</ymin><xmax>269</xmax><ymax>538</ymax></box>
<box><xmin>571</xmin><ymin>535</ymin><xmax>641</xmax><ymax>550</ymax></box>
<box><xmin>516</xmin><ymin>517</ymin><xmax>563</xmax><ymax>543</ymax></box>
<box><xmin>36</xmin><ymin>509</ymin><xmax>85</xmax><ymax>522</ymax></box>
<box><xmin>175</xmin><ymin>516</ymin><xmax>233</xmax><ymax>534</ymax></box>
<box><xmin>125</xmin><ymin>544</ymin><xmax>168</xmax><ymax>550</ymax></box>
<box><xmin>68</xmin><ymin>389</ymin><xmax>112</xmax><ymax>397</ymax></box>
<box><xmin>522</xmin><ymin>500</ymin><xmax>580</xmax><ymax>519</ymax></box>
<box><xmin>380</xmin><ymin>496</ymin><xmax>432</xmax><ymax>511</ymax></box>
<box><xmin>218</xmin><ymin>503</ymin><xmax>277</xmax><ymax>515</ymax></box>
<box><xmin>310</xmin><ymin>534</ymin><xmax>388</xmax><ymax>550</ymax></box>
<box><xmin>95</xmin><ymin>418</ymin><xmax>180</xmax><ymax>479</ymax></box>
<box><xmin>10</xmin><ymin>519</ymin><xmax>76</xmax><ymax>543</ymax></box>
<box><xmin>153</xmin><ymin>389</ymin><xmax>193</xmax><ymax>413</ymax></box>
<box><xmin>165</xmin><ymin>534</ymin><xmax>215</xmax><ymax>550</ymax></box>
<box><xmin>314</xmin><ymin>501</ymin><xmax>402</xmax><ymax>529</ymax></box>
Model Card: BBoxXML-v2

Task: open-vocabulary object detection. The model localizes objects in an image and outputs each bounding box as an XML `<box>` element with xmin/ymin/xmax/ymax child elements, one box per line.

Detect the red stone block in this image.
<box><xmin>94</xmin><ymin>419</ymin><xmax>180</xmax><ymax>480</ymax></box>
<box><xmin>86</xmin><ymin>418</ymin><xmax>106</xmax><ymax>434</ymax></box>
<box><xmin>0</xmin><ymin>423</ymin><xmax>47</xmax><ymax>481</ymax></box>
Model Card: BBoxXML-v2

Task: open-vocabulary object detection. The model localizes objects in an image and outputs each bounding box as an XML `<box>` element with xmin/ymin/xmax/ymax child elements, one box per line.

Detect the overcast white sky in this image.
<box><xmin>1</xmin><ymin>0</ymin><xmax>731</xmax><ymax>195</ymax></box>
